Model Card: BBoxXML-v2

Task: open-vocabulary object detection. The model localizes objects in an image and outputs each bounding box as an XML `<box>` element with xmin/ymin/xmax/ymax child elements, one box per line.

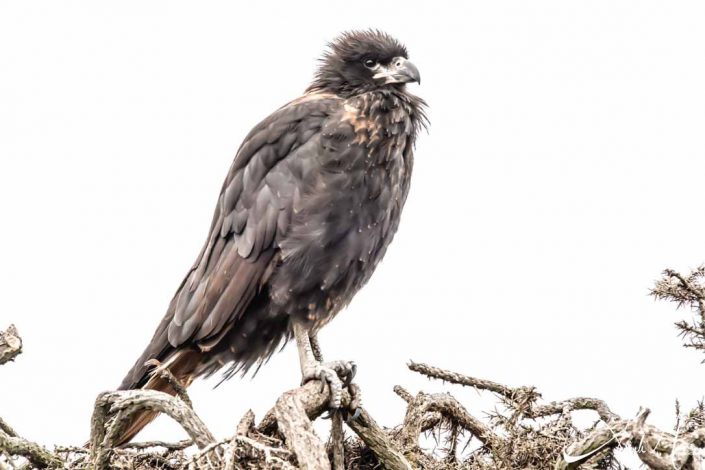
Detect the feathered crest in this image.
<box><xmin>325</xmin><ymin>29</ymin><xmax>408</xmax><ymax>62</ymax></box>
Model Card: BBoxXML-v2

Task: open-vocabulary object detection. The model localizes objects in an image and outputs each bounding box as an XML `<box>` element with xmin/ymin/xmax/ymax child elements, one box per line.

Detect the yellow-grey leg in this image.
<box><xmin>292</xmin><ymin>322</ymin><xmax>356</xmax><ymax>408</ymax></box>
<box><xmin>309</xmin><ymin>332</ymin><xmax>324</xmax><ymax>363</ymax></box>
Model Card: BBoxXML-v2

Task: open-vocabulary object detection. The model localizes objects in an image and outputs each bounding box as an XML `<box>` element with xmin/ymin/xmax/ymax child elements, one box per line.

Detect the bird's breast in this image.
<box><xmin>271</xmin><ymin>147</ymin><xmax>411</xmax><ymax>326</ymax></box>
<box><xmin>268</xmin><ymin>91</ymin><xmax>419</xmax><ymax>325</ymax></box>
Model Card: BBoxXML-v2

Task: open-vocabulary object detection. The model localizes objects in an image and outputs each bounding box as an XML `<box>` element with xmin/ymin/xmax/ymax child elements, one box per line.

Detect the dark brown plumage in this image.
<box><xmin>116</xmin><ymin>30</ymin><xmax>427</xmax><ymax>444</ymax></box>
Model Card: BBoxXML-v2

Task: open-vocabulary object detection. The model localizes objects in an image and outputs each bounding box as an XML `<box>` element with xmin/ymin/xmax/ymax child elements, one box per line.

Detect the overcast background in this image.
<box><xmin>1</xmin><ymin>1</ymin><xmax>705</xmax><ymax>466</ymax></box>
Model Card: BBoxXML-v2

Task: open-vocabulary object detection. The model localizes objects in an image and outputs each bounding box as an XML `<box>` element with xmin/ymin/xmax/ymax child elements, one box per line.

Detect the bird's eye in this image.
<box><xmin>363</xmin><ymin>58</ymin><xmax>378</xmax><ymax>69</ymax></box>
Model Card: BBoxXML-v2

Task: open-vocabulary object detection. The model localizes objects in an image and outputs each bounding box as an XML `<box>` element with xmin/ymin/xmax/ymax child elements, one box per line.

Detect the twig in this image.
<box><xmin>445</xmin><ymin>422</ymin><xmax>459</xmax><ymax>463</ymax></box>
<box><xmin>408</xmin><ymin>361</ymin><xmax>519</xmax><ymax>398</ymax></box>
<box><xmin>529</xmin><ymin>397</ymin><xmax>619</xmax><ymax>423</ymax></box>
<box><xmin>408</xmin><ymin>361</ymin><xmax>540</xmax><ymax>411</ymax></box>
<box><xmin>393</xmin><ymin>385</ymin><xmax>413</xmax><ymax>403</ymax></box>
<box><xmin>401</xmin><ymin>391</ymin><xmax>502</xmax><ymax>453</ymax></box>
<box><xmin>227</xmin><ymin>435</ymin><xmax>295</xmax><ymax>470</ymax></box>
<box><xmin>118</xmin><ymin>439</ymin><xmax>193</xmax><ymax>450</ymax></box>
<box><xmin>652</xmin><ymin>267</ymin><xmax>705</xmax><ymax>354</ymax></box>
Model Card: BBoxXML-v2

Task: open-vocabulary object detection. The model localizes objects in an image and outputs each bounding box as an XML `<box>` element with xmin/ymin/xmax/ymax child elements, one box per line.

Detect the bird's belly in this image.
<box><xmin>197</xmin><ymin>184</ymin><xmax>403</xmax><ymax>377</ymax></box>
<box><xmin>271</xmin><ymin>166</ymin><xmax>407</xmax><ymax>327</ymax></box>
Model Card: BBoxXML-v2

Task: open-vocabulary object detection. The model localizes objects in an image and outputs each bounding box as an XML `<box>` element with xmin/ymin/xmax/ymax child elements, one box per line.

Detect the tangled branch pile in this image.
<box><xmin>3</xmin><ymin>267</ymin><xmax>705</xmax><ymax>469</ymax></box>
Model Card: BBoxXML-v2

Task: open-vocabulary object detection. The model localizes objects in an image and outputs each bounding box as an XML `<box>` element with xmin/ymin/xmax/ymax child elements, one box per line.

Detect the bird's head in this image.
<box><xmin>307</xmin><ymin>30</ymin><xmax>421</xmax><ymax>97</ymax></box>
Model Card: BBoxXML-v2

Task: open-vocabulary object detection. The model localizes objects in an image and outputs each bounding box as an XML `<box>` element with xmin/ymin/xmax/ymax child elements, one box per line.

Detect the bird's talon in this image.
<box><xmin>346</xmin><ymin>407</ymin><xmax>362</xmax><ymax>422</ymax></box>
<box><xmin>342</xmin><ymin>362</ymin><xmax>357</xmax><ymax>387</ymax></box>
<box><xmin>348</xmin><ymin>382</ymin><xmax>363</xmax><ymax>411</ymax></box>
<box><xmin>318</xmin><ymin>374</ymin><xmax>327</xmax><ymax>393</ymax></box>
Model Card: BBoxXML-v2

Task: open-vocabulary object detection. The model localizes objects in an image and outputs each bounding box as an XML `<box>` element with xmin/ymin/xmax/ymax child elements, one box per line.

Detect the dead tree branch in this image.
<box><xmin>345</xmin><ymin>407</ymin><xmax>412</xmax><ymax>470</ymax></box>
<box><xmin>4</xmin><ymin>268</ymin><xmax>705</xmax><ymax>470</ymax></box>
<box><xmin>409</xmin><ymin>361</ymin><xmax>521</xmax><ymax>399</ymax></box>
<box><xmin>555</xmin><ymin>407</ymin><xmax>705</xmax><ymax>469</ymax></box>
<box><xmin>529</xmin><ymin>397</ymin><xmax>619</xmax><ymax>422</ymax></box>
<box><xmin>329</xmin><ymin>412</ymin><xmax>345</xmax><ymax>470</ymax></box>
<box><xmin>0</xmin><ymin>325</ymin><xmax>22</xmax><ymax>366</ymax></box>
<box><xmin>89</xmin><ymin>389</ymin><xmax>215</xmax><ymax>470</ymax></box>
<box><xmin>117</xmin><ymin>438</ymin><xmax>193</xmax><ymax>450</ymax></box>
<box><xmin>4</xmin><ymin>355</ymin><xmax>705</xmax><ymax>470</ymax></box>
<box><xmin>0</xmin><ymin>326</ymin><xmax>59</xmax><ymax>469</ymax></box>
<box><xmin>257</xmin><ymin>380</ymin><xmax>412</xmax><ymax>470</ymax></box>
<box><xmin>0</xmin><ymin>428</ymin><xmax>61</xmax><ymax>469</ymax></box>
<box><xmin>275</xmin><ymin>390</ymin><xmax>330</xmax><ymax>470</ymax></box>
<box><xmin>652</xmin><ymin>266</ymin><xmax>705</xmax><ymax>354</ymax></box>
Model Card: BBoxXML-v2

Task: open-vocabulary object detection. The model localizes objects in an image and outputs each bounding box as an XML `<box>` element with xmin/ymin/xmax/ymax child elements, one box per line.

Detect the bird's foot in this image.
<box><xmin>301</xmin><ymin>360</ymin><xmax>357</xmax><ymax>409</ymax></box>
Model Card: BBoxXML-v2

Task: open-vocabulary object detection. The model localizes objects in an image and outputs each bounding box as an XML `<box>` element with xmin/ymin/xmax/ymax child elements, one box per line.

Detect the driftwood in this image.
<box><xmin>3</xmin><ymin>266</ymin><xmax>705</xmax><ymax>469</ymax></box>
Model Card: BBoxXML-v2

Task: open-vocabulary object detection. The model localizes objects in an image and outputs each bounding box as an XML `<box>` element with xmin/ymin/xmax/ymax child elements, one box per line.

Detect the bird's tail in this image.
<box><xmin>113</xmin><ymin>347</ymin><xmax>201</xmax><ymax>446</ymax></box>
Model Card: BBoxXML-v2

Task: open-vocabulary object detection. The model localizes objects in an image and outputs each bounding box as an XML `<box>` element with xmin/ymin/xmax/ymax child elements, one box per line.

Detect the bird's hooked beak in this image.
<box><xmin>373</xmin><ymin>57</ymin><xmax>421</xmax><ymax>85</ymax></box>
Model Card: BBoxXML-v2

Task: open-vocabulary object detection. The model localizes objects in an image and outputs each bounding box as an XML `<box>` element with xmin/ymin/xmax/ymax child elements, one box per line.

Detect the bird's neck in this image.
<box><xmin>346</xmin><ymin>89</ymin><xmax>428</xmax><ymax>141</ymax></box>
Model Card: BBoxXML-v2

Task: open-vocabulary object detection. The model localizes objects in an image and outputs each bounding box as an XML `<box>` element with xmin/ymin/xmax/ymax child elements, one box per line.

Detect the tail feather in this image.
<box><xmin>113</xmin><ymin>349</ymin><xmax>201</xmax><ymax>446</ymax></box>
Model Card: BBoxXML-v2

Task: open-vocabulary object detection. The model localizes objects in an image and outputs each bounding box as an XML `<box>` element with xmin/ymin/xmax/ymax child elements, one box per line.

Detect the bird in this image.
<box><xmin>115</xmin><ymin>29</ymin><xmax>427</xmax><ymax>444</ymax></box>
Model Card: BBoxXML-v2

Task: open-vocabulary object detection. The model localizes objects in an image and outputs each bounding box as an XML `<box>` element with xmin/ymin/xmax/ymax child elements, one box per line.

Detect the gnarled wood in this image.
<box><xmin>0</xmin><ymin>325</ymin><xmax>22</xmax><ymax>366</ymax></box>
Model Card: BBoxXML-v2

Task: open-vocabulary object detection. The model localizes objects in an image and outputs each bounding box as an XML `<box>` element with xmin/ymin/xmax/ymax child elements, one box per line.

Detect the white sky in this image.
<box><xmin>1</xmin><ymin>1</ymin><xmax>704</xmax><ymax>467</ymax></box>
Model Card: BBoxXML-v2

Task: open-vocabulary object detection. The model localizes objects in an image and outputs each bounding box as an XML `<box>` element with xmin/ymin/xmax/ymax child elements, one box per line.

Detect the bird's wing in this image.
<box><xmin>119</xmin><ymin>93</ymin><xmax>341</xmax><ymax>390</ymax></box>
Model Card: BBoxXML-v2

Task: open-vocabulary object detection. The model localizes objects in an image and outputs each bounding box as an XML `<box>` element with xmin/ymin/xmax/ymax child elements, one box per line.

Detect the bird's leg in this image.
<box><xmin>309</xmin><ymin>332</ymin><xmax>324</xmax><ymax>362</ymax></box>
<box><xmin>310</xmin><ymin>330</ymin><xmax>357</xmax><ymax>389</ymax></box>
<box><xmin>293</xmin><ymin>322</ymin><xmax>357</xmax><ymax>409</ymax></box>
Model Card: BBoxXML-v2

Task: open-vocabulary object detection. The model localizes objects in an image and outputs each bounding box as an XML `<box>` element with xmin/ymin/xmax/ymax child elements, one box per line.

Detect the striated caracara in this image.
<box><xmin>115</xmin><ymin>29</ymin><xmax>427</xmax><ymax>444</ymax></box>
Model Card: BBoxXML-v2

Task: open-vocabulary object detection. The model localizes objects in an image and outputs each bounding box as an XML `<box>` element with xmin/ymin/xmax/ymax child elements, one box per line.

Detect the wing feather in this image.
<box><xmin>119</xmin><ymin>93</ymin><xmax>340</xmax><ymax>390</ymax></box>
<box><xmin>167</xmin><ymin>94</ymin><xmax>338</xmax><ymax>348</ymax></box>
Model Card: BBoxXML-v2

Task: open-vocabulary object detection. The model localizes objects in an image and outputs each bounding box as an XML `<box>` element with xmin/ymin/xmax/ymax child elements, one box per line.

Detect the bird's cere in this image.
<box><xmin>373</xmin><ymin>57</ymin><xmax>422</xmax><ymax>84</ymax></box>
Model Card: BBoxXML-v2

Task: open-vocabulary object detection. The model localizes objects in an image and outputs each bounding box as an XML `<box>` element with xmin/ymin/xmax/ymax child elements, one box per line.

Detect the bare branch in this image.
<box><xmin>236</xmin><ymin>409</ymin><xmax>255</xmax><ymax>436</ymax></box>
<box><xmin>117</xmin><ymin>439</ymin><xmax>193</xmax><ymax>450</ymax></box>
<box><xmin>0</xmin><ymin>325</ymin><xmax>22</xmax><ymax>366</ymax></box>
<box><xmin>652</xmin><ymin>267</ymin><xmax>705</xmax><ymax>356</ymax></box>
<box><xmin>145</xmin><ymin>359</ymin><xmax>193</xmax><ymax>409</ymax></box>
<box><xmin>329</xmin><ymin>411</ymin><xmax>344</xmax><ymax>470</ymax></box>
<box><xmin>257</xmin><ymin>381</ymin><xmax>412</xmax><ymax>470</ymax></box>
<box><xmin>257</xmin><ymin>381</ymin><xmax>333</xmax><ymax>435</ymax></box>
<box><xmin>0</xmin><ymin>418</ymin><xmax>17</xmax><ymax>438</ymax></box>
<box><xmin>275</xmin><ymin>390</ymin><xmax>330</xmax><ymax>470</ymax></box>
<box><xmin>226</xmin><ymin>435</ymin><xmax>295</xmax><ymax>470</ymax></box>
<box><xmin>529</xmin><ymin>397</ymin><xmax>619</xmax><ymax>423</ymax></box>
<box><xmin>0</xmin><ymin>428</ymin><xmax>61</xmax><ymax>469</ymax></box>
<box><xmin>5</xmin><ymin>317</ymin><xmax>705</xmax><ymax>470</ymax></box>
<box><xmin>408</xmin><ymin>361</ymin><xmax>519</xmax><ymax>399</ymax></box>
<box><xmin>408</xmin><ymin>361</ymin><xmax>540</xmax><ymax>415</ymax></box>
<box><xmin>345</xmin><ymin>408</ymin><xmax>413</xmax><ymax>470</ymax></box>
<box><xmin>393</xmin><ymin>385</ymin><xmax>413</xmax><ymax>403</ymax></box>
<box><xmin>89</xmin><ymin>389</ymin><xmax>215</xmax><ymax>470</ymax></box>
<box><xmin>105</xmin><ymin>390</ymin><xmax>214</xmax><ymax>447</ymax></box>
<box><xmin>555</xmin><ymin>407</ymin><xmax>705</xmax><ymax>470</ymax></box>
